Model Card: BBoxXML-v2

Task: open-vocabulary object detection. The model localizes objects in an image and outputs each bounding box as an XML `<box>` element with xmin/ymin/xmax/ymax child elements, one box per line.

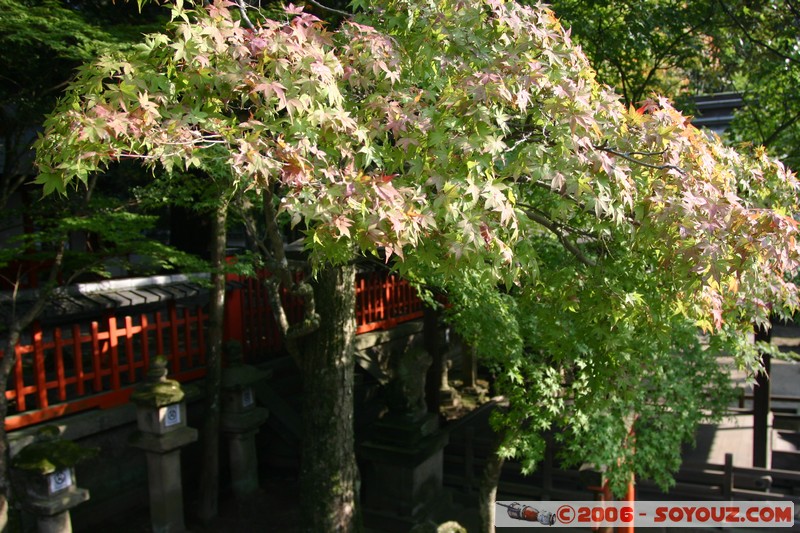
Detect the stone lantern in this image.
<box><xmin>220</xmin><ymin>341</ymin><xmax>269</xmax><ymax>498</ymax></box>
<box><xmin>10</xmin><ymin>426</ymin><xmax>94</xmax><ymax>533</ymax></box>
<box><xmin>360</xmin><ymin>347</ymin><xmax>449</xmax><ymax>531</ymax></box>
<box><xmin>129</xmin><ymin>356</ymin><xmax>197</xmax><ymax>533</ymax></box>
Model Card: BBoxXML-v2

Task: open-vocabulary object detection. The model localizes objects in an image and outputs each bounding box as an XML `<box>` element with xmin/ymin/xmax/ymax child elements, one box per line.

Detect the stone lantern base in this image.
<box><xmin>360</xmin><ymin>414</ymin><xmax>449</xmax><ymax>532</ymax></box>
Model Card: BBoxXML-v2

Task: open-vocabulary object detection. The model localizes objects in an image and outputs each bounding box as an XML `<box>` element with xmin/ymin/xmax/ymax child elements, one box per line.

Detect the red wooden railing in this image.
<box><xmin>223</xmin><ymin>269</ymin><xmax>424</xmax><ymax>361</ymax></box>
<box><xmin>223</xmin><ymin>269</ymin><xmax>305</xmax><ymax>361</ymax></box>
<box><xmin>2</xmin><ymin>270</ymin><xmax>423</xmax><ymax>430</ymax></box>
<box><xmin>355</xmin><ymin>271</ymin><xmax>424</xmax><ymax>334</ymax></box>
<box><xmin>3</xmin><ymin>302</ymin><xmax>207</xmax><ymax>430</ymax></box>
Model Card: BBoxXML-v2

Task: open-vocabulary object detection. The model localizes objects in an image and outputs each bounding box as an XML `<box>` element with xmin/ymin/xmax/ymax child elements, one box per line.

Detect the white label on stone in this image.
<box><xmin>163</xmin><ymin>403</ymin><xmax>182</xmax><ymax>428</ymax></box>
<box><xmin>48</xmin><ymin>469</ymin><xmax>72</xmax><ymax>494</ymax></box>
<box><xmin>242</xmin><ymin>387</ymin><xmax>255</xmax><ymax>408</ymax></box>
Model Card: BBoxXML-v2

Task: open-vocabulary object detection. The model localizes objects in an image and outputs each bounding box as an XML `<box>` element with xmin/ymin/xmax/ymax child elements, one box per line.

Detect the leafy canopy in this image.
<box><xmin>34</xmin><ymin>0</ymin><xmax>800</xmax><ymax>491</ymax></box>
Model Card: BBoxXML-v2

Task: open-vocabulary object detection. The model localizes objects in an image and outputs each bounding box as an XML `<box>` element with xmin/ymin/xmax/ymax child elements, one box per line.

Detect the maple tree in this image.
<box><xmin>32</xmin><ymin>0</ymin><xmax>800</xmax><ymax>531</ymax></box>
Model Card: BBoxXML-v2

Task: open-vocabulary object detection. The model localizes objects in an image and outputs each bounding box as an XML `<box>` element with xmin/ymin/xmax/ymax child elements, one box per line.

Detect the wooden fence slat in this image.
<box><xmin>197</xmin><ymin>308</ymin><xmax>206</xmax><ymax>365</ymax></box>
<box><xmin>182</xmin><ymin>307</ymin><xmax>192</xmax><ymax>367</ymax></box>
<box><xmin>72</xmin><ymin>324</ymin><xmax>85</xmax><ymax>396</ymax></box>
<box><xmin>108</xmin><ymin>315</ymin><xmax>121</xmax><ymax>391</ymax></box>
<box><xmin>140</xmin><ymin>313</ymin><xmax>151</xmax><ymax>375</ymax></box>
<box><xmin>13</xmin><ymin>342</ymin><xmax>26</xmax><ymax>411</ymax></box>
<box><xmin>91</xmin><ymin>321</ymin><xmax>103</xmax><ymax>392</ymax></box>
<box><xmin>169</xmin><ymin>303</ymin><xmax>180</xmax><ymax>375</ymax></box>
<box><xmin>32</xmin><ymin>325</ymin><xmax>48</xmax><ymax>410</ymax></box>
<box><xmin>54</xmin><ymin>328</ymin><xmax>66</xmax><ymax>401</ymax></box>
<box><xmin>154</xmin><ymin>311</ymin><xmax>164</xmax><ymax>356</ymax></box>
<box><xmin>125</xmin><ymin>316</ymin><xmax>136</xmax><ymax>384</ymax></box>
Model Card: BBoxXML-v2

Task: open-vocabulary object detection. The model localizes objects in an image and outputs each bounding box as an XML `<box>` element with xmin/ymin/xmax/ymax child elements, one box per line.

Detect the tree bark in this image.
<box><xmin>478</xmin><ymin>432</ymin><xmax>506</xmax><ymax>533</ymax></box>
<box><xmin>299</xmin><ymin>263</ymin><xmax>360</xmax><ymax>533</ymax></box>
<box><xmin>0</xmin><ymin>329</ymin><xmax>22</xmax><ymax>532</ymax></box>
<box><xmin>198</xmin><ymin>199</ymin><xmax>228</xmax><ymax>523</ymax></box>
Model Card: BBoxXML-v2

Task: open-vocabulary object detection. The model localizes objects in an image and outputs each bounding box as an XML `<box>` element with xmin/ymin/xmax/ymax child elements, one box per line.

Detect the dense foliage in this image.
<box><xmin>34</xmin><ymin>0</ymin><xmax>800</xmax><ymax>494</ymax></box>
<box><xmin>549</xmin><ymin>0</ymin><xmax>800</xmax><ymax>169</ymax></box>
<box><xmin>0</xmin><ymin>0</ymin><xmax>165</xmax><ymax>204</ymax></box>
<box><xmin>547</xmin><ymin>0</ymin><xmax>715</xmax><ymax>106</ymax></box>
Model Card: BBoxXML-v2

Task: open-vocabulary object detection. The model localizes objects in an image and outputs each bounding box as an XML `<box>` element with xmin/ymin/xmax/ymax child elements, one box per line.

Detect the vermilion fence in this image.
<box><xmin>355</xmin><ymin>271</ymin><xmax>424</xmax><ymax>333</ymax></box>
<box><xmin>3</xmin><ymin>303</ymin><xmax>207</xmax><ymax>430</ymax></box>
<box><xmin>223</xmin><ymin>270</ymin><xmax>424</xmax><ymax>361</ymax></box>
<box><xmin>2</xmin><ymin>270</ymin><xmax>423</xmax><ymax>430</ymax></box>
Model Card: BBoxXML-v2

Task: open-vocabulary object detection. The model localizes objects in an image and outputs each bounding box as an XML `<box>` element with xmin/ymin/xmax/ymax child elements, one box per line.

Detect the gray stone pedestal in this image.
<box><xmin>360</xmin><ymin>347</ymin><xmax>449</xmax><ymax>531</ymax></box>
<box><xmin>361</xmin><ymin>414</ymin><xmax>449</xmax><ymax>532</ymax></box>
<box><xmin>220</xmin><ymin>347</ymin><xmax>269</xmax><ymax>499</ymax></box>
<box><xmin>35</xmin><ymin>511</ymin><xmax>72</xmax><ymax>533</ymax></box>
<box><xmin>439</xmin><ymin>358</ymin><xmax>461</xmax><ymax>408</ymax></box>
<box><xmin>129</xmin><ymin>357</ymin><xmax>198</xmax><ymax>533</ymax></box>
<box><xmin>12</xmin><ymin>470</ymin><xmax>90</xmax><ymax>533</ymax></box>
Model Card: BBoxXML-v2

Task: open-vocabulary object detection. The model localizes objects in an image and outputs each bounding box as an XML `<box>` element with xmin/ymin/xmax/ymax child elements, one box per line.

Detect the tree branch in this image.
<box><xmin>596</xmin><ymin>144</ymin><xmax>686</xmax><ymax>175</ymax></box>
<box><xmin>761</xmin><ymin>107</ymin><xmax>800</xmax><ymax>148</ymax></box>
<box><xmin>260</xmin><ymin>188</ymin><xmax>319</xmax><ymax>358</ymax></box>
<box><xmin>307</xmin><ymin>0</ymin><xmax>352</xmax><ymax>18</ymax></box>
<box><xmin>517</xmin><ymin>202</ymin><xmax>598</xmax><ymax>239</ymax></box>
<box><xmin>234</xmin><ymin>0</ymin><xmax>255</xmax><ymax>30</ymax></box>
<box><xmin>2</xmin><ymin>240</ymin><xmax>63</xmax><ymax>340</ymax></box>
<box><xmin>523</xmin><ymin>209</ymin><xmax>597</xmax><ymax>268</ymax></box>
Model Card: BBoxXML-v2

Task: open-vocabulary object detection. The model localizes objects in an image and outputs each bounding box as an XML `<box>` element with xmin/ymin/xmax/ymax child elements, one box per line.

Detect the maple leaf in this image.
<box><xmin>332</xmin><ymin>215</ymin><xmax>353</xmax><ymax>237</ymax></box>
<box><xmin>395</xmin><ymin>136</ymin><xmax>418</xmax><ymax>151</ymax></box>
<box><xmin>284</xmin><ymin>3</ymin><xmax>306</xmax><ymax>15</ymax></box>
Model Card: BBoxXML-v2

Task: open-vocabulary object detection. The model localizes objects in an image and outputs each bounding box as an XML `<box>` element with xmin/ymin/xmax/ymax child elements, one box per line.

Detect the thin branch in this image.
<box><xmin>516</xmin><ymin>202</ymin><xmax>598</xmax><ymax>239</ymax></box>
<box><xmin>524</xmin><ymin>209</ymin><xmax>597</xmax><ymax>268</ymax></box>
<box><xmin>631</xmin><ymin>12</ymin><xmax>713</xmax><ymax>105</ymax></box>
<box><xmin>762</xmin><ymin>107</ymin><xmax>800</xmax><ymax>148</ymax></box>
<box><xmin>235</xmin><ymin>191</ymin><xmax>306</xmax><ymax>360</ymax></box>
<box><xmin>529</xmin><ymin>178</ymin><xmax>588</xmax><ymax>210</ymax></box>
<box><xmin>622</xmin><ymin>149</ymin><xmax>668</xmax><ymax>157</ymax></box>
<box><xmin>10</xmin><ymin>241</ymin><xmax>67</xmax><ymax>329</ymax></box>
<box><xmin>263</xmin><ymin>188</ymin><xmax>293</xmax><ymax>289</ymax></box>
<box><xmin>235</xmin><ymin>193</ymin><xmax>271</xmax><ymax>258</ymax></box>
<box><xmin>235</xmin><ymin>0</ymin><xmax>255</xmax><ymax>30</ymax></box>
<box><xmin>262</xmin><ymin>188</ymin><xmax>319</xmax><ymax>355</ymax></box>
<box><xmin>0</xmin><ymin>173</ymin><xmax>27</xmax><ymax>212</ymax></box>
<box><xmin>508</xmin><ymin>132</ymin><xmax>533</xmax><ymax>153</ymax></box>
<box><xmin>307</xmin><ymin>0</ymin><xmax>352</xmax><ymax>18</ymax></box>
<box><xmin>596</xmin><ymin>144</ymin><xmax>686</xmax><ymax>175</ymax></box>
<box><xmin>787</xmin><ymin>0</ymin><xmax>800</xmax><ymax>20</ymax></box>
<box><xmin>40</xmin><ymin>80</ymin><xmax>71</xmax><ymax>98</ymax></box>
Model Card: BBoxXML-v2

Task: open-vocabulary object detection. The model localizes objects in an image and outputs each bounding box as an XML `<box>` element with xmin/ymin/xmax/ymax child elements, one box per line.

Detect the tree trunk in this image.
<box><xmin>299</xmin><ymin>263</ymin><xmax>360</xmax><ymax>533</ymax></box>
<box><xmin>478</xmin><ymin>433</ymin><xmax>506</xmax><ymax>533</ymax></box>
<box><xmin>198</xmin><ymin>199</ymin><xmax>228</xmax><ymax>523</ymax></box>
<box><xmin>0</xmin><ymin>329</ymin><xmax>22</xmax><ymax>531</ymax></box>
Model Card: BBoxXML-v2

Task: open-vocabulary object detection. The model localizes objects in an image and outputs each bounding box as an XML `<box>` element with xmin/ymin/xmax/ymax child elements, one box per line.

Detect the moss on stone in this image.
<box><xmin>12</xmin><ymin>437</ymin><xmax>97</xmax><ymax>474</ymax></box>
<box><xmin>130</xmin><ymin>379</ymin><xmax>185</xmax><ymax>407</ymax></box>
<box><xmin>130</xmin><ymin>356</ymin><xmax>185</xmax><ymax>407</ymax></box>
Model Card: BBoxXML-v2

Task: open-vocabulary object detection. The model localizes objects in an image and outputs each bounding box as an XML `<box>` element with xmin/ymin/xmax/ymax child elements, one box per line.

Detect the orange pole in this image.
<box><xmin>616</xmin><ymin>476</ymin><xmax>635</xmax><ymax>533</ymax></box>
